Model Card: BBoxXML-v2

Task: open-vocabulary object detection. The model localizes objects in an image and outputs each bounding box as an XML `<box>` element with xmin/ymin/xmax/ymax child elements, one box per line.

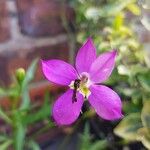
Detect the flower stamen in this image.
<box><xmin>70</xmin><ymin>72</ymin><xmax>91</xmax><ymax>103</ymax></box>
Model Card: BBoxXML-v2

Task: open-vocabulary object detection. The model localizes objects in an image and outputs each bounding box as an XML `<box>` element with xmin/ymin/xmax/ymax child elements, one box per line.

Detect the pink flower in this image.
<box><xmin>41</xmin><ymin>38</ymin><xmax>123</xmax><ymax>125</ymax></box>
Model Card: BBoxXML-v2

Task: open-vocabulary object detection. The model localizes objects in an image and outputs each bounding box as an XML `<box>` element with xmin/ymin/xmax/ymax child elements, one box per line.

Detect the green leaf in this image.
<box><xmin>22</xmin><ymin>95</ymin><xmax>50</xmax><ymax>125</ymax></box>
<box><xmin>0</xmin><ymin>86</ymin><xmax>19</xmax><ymax>100</ymax></box>
<box><xmin>79</xmin><ymin>123</ymin><xmax>108</xmax><ymax>150</ymax></box>
<box><xmin>127</xmin><ymin>3</ymin><xmax>141</xmax><ymax>15</ymax></box>
<box><xmin>14</xmin><ymin>123</ymin><xmax>26</xmax><ymax>150</ymax></box>
<box><xmin>90</xmin><ymin>140</ymin><xmax>108</xmax><ymax>150</ymax></box>
<box><xmin>141</xmin><ymin>100</ymin><xmax>150</xmax><ymax>128</ymax></box>
<box><xmin>13</xmin><ymin>112</ymin><xmax>26</xmax><ymax>150</ymax></box>
<box><xmin>138</xmin><ymin>73</ymin><xmax>150</xmax><ymax>92</ymax></box>
<box><xmin>85</xmin><ymin>7</ymin><xmax>100</xmax><ymax>20</ymax></box>
<box><xmin>1</xmin><ymin>84</ymin><xmax>20</xmax><ymax>100</ymax></box>
<box><xmin>127</xmin><ymin>64</ymin><xmax>148</xmax><ymax>76</ymax></box>
<box><xmin>0</xmin><ymin>140</ymin><xmax>12</xmax><ymax>150</ymax></box>
<box><xmin>137</xmin><ymin>127</ymin><xmax>150</xmax><ymax>149</ymax></box>
<box><xmin>22</xmin><ymin>59</ymin><xmax>38</xmax><ymax>90</ymax></box>
<box><xmin>0</xmin><ymin>107</ymin><xmax>12</xmax><ymax>124</ymax></box>
<box><xmin>0</xmin><ymin>88</ymin><xmax>7</xmax><ymax>97</ymax></box>
<box><xmin>117</xmin><ymin>87</ymin><xmax>139</xmax><ymax>97</ymax></box>
<box><xmin>27</xmin><ymin>140</ymin><xmax>40</xmax><ymax>150</ymax></box>
<box><xmin>114</xmin><ymin>113</ymin><xmax>143</xmax><ymax>141</ymax></box>
<box><xmin>113</xmin><ymin>13</ymin><xmax>124</xmax><ymax>30</ymax></box>
<box><xmin>0</xmin><ymin>135</ymin><xmax>8</xmax><ymax>142</ymax></box>
<box><xmin>99</xmin><ymin>0</ymin><xmax>136</xmax><ymax>17</ymax></box>
<box><xmin>20</xmin><ymin>89</ymin><xmax>30</xmax><ymax>111</ymax></box>
<box><xmin>79</xmin><ymin>123</ymin><xmax>91</xmax><ymax>150</ymax></box>
<box><xmin>20</xmin><ymin>59</ymin><xmax>38</xmax><ymax>110</ymax></box>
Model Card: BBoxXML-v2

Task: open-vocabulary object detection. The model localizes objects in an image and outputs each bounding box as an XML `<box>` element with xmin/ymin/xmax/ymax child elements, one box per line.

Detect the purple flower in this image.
<box><xmin>41</xmin><ymin>38</ymin><xmax>123</xmax><ymax>125</ymax></box>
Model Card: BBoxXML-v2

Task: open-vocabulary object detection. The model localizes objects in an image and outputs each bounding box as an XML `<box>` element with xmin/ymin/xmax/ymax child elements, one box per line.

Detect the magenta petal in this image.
<box><xmin>89</xmin><ymin>85</ymin><xmax>122</xmax><ymax>120</ymax></box>
<box><xmin>89</xmin><ymin>50</ymin><xmax>117</xmax><ymax>83</ymax></box>
<box><xmin>52</xmin><ymin>89</ymin><xmax>84</xmax><ymax>125</ymax></box>
<box><xmin>76</xmin><ymin>37</ymin><xmax>96</xmax><ymax>74</ymax></box>
<box><xmin>41</xmin><ymin>59</ymin><xmax>77</xmax><ymax>86</ymax></box>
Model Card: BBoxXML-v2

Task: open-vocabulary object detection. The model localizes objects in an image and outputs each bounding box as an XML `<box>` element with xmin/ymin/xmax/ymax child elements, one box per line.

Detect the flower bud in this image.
<box><xmin>15</xmin><ymin>68</ymin><xmax>25</xmax><ymax>84</ymax></box>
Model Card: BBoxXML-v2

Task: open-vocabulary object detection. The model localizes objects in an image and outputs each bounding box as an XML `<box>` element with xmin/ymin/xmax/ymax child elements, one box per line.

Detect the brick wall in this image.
<box><xmin>0</xmin><ymin>0</ymin><xmax>75</xmax><ymax>86</ymax></box>
<box><xmin>0</xmin><ymin>0</ymin><xmax>149</xmax><ymax>102</ymax></box>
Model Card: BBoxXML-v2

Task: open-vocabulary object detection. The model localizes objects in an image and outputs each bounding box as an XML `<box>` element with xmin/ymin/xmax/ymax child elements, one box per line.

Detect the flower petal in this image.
<box><xmin>41</xmin><ymin>59</ymin><xmax>78</xmax><ymax>86</ymax></box>
<box><xmin>76</xmin><ymin>37</ymin><xmax>96</xmax><ymax>74</ymax></box>
<box><xmin>89</xmin><ymin>50</ymin><xmax>117</xmax><ymax>83</ymax></box>
<box><xmin>52</xmin><ymin>89</ymin><xmax>84</xmax><ymax>125</ymax></box>
<box><xmin>89</xmin><ymin>85</ymin><xmax>123</xmax><ymax>120</ymax></box>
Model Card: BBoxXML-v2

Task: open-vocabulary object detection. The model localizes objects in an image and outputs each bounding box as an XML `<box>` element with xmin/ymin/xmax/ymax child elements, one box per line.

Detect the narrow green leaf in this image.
<box><xmin>0</xmin><ymin>140</ymin><xmax>12</xmax><ymax>150</ymax></box>
<box><xmin>127</xmin><ymin>3</ymin><xmax>141</xmax><ymax>15</ymax></box>
<box><xmin>90</xmin><ymin>140</ymin><xmax>108</xmax><ymax>150</ymax></box>
<box><xmin>113</xmin><ymin>13</ymin><xmax>124</xmax><ymax>30</ymax></box>
<box><xmin>141</xmin><ymin>100</ymin><xmax>150</xmax><ymax>128</ymax></box>
<box><xmin>114</xmin><ymin>113</ymin><xmax>143</xmax><ymax>141</ymax></box>
<box><xmin>0</xmin><ymin>88</ymin><xmax>7</xmax><ymax>97</ymax></box>
<box><xmin>14</xmin><ymin>123</ymin><xmax>26</xmax><ymax>150</ymax></box>
<box><xmin>27</xmin><ymin>140</ymin><xmax>40</xmax><ymax>150</ymax></box>
<box><xmin>0</xmin><ymin>87</ymin><xmax>19</xmax><ymax>99</ymax></box>
<box><xmin>20</xmin><ymin>89</ymin><xmax>30</xmax><ymax>111</ymax></box>
<box><xmin>0</xmin><ymin>135</ymin><xmax>8</xmax><ymax>142</ymax></box>
<box><xmin>129</xmin><ymin>64</ymin><xmax>148</xmax><ymax>75</ymax></box>
<box><xmin>79</xmin><ymin>123</ymin><xmax>91</xmax><ymax>150</ymax></box>
<box><xmin>20</xmin><ymin>59</ymin><xmax>38</xmax><ymax>110</ymax></box>
<box><xmin>0</xmin><ymin>107</ymin><xmax>12</xmax><ymax>124</ymax></box>
<box><xmin>13</xmin><ymin>112</ymin><xmax>26</xmax><ymax>150</ymax></box>
<box><xmin>138</xmin><ymin>73</ymin><xmax>150</xmax><ymax>92</ymax></box>
<box><xmin>22</xmin><ymin>97</ymin><xmax>50</xmax><ymax>125</ymax></box>
<box><xmin>22</xmin><ymin>58</ymin><xmax>38</xmax><ymax>89</ymax></box>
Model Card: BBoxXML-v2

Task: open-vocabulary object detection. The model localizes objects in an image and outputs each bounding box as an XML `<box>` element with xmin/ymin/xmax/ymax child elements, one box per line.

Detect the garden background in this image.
<box><xmin>0</xmin><ymin>0</ymin><xmax>150</xmax><ymax>150</ymax></box>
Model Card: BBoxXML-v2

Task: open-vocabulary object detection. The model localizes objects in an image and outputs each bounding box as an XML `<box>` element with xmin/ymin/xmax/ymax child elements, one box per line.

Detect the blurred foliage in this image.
<box><xmin>140</xmin><ymin>0</ymin><xmax>150</xmax><ymax>31</ymax></box>
<box><xmin>69</xmin><ymin>0</ymin><xmax>150</xmax><ymax>149</ymax></box>
<box><xmin>79</xmin><ymin>123</ymin><xmax>108</xmax><ymax>150</ymax></box>
<box><xmin>0</xmin><ymin>59</ymin><xmax>54</xmax><ymax>150</ymax></box>
<box><xmin>0</xmin><ymin>0</ymin><xmax>150</xmax><ymax>149</ymax></box>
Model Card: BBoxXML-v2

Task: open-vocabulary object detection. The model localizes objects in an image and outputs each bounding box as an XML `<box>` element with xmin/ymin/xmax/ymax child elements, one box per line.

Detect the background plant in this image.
<box><xmin>0</xmin><ymin>59</ymin><xmax>53</xmax><ymax>150</ymax></box>
<box><xmin>69</xmin><ymin>0</ymin><xmax>150</xmax><ymax>149</ymax></box>
<box><xmin>0</xmin><ymin>0</ymin><xmax>149</xmax><ymax>149</ymax></box>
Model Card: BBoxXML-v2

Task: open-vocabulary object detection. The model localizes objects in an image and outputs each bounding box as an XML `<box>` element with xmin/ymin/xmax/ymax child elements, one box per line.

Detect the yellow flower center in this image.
<box><xmin>79</xmin><ymin>84</ymin><xmax>91</xmax><ymax>98</ymax></box>
<box><xmin>70</xmin><ymin>72</ymin><xmax>91</xmax><ymax>99</ymax></box>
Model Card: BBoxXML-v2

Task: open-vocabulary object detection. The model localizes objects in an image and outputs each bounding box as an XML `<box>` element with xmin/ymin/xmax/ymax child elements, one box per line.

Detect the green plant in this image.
<box><xmin>79</xmin><ymin>123</ymin><xmax>108</xmax><ymax>150</ymax></box>
<box><xmin>0</xmin><ymin>59</ymin><xmax>53</xmax><ymax>150</ymax></box>
<box><xmin>114</xmin><ymin>100</ymin><xmax>150</xmax><ymax>149</ymax></box>
<box><xmin>69</xmin><ymin>0</ymin><xmax>150</xmax><ymax>149</ymax></box>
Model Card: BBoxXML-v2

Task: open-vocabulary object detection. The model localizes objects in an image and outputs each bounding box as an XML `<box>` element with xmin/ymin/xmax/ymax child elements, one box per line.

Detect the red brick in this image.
<box><xmin>0</xmin><ymin>42</ymin><xmax>69</xmax><ymax>85</ymax></box>
<box><xmin>16</xmin><ymin>0</ymin><xmax>75</xmax><ymax>37</ymax></box>
<box><xmin>0</xmin><ymin>1</ymin><xmax>10</xmax><ymax>42</ymax></box>
<box><xmin>0</xmin><ymin>56</ymin><xmax>9</xmax><ymax>85</ymax></box>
